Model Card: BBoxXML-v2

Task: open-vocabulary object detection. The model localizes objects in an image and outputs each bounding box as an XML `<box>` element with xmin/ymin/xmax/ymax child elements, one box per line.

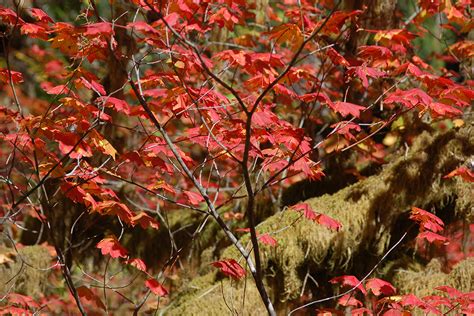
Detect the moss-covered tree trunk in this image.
<box><xmin>165</xmin><ymin>123</ymin><xmax>473</xmax><ymax>314</ymax></box>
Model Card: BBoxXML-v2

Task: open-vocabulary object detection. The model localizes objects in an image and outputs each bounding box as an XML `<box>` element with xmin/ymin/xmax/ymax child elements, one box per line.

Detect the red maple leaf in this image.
<box><xmin>95</xmin><ymin>201</ymin><xmax>134</xmax><ymax>224</ymax></box>
<box><xmin>209</xmin><ymin>7</ymin><xmax>241</xmax><ymax>31</ymax></box>
<box><xmin>183</xmin><ymin>191</ymin><xmax>204</xmax><ymax>206</ymax></box>
<box><xmin>358</xmin><ymin>45</ymin><xmax>393</xmax><ymax>60</ymax></box>
<box><xmin>371</xmin><ymin>29</ymin><xmax>416</xmax><ymax>46</ymax></box>
<box><xmin>215</xmin><ymin>50</ymin><xmax>248</xmax><ymax>67</ymax></box>
<box><xmin>299</xmin><ymin>92</ymin><xmax>332</xmax><ymax>104</ymax></box>
<box><xmin>384</xmin><ymin>88</ymin><xmax>432</xmax><ymax>108</ymax></box>
<box><xmin>96</xmin><ymin>236</ymin><xmax>128</xmax><ymax>259</ymax></box>
<box><xmin>127</xmin><ymin>21</ymin><xmax>160</xmax><ymax>37</ymax></box>
<box><xmin>349</xmin><ymin>64</ymin><xmax>385</xmax><ymax>88</ymax></box>
<box><xmin>329</xmin><ymin>101</ymin><xmax>365</xmax><ymax>118</ymax></box>
<box><xmin>366</xmin><ymin>278</ymin><xmax>396</xmax><ymax>296</ymax></box>
<box><xmin>329</xmin><ymin>275</ymin><xmax>367</xmax><ymax>295</ymax></box>
<box><xmin>291</xmin><ymin>203</ymin><xmax>342</xmax><ymax>231</ymax></box>
<box><xmin>332</xmin><ymin>121</ymin><xmax>361</xmax><ymax>140</ymax></box>
<box><xmin>7</xmin><ymin>293</ymin><xmax>39</xmax><ymax>308</ymax></box>
<box><xmin>76</xmin><ymin>77</ymin><xmax>106</xmax><ymax>96</ymax></box>
<box><xmin>125</xmin><ymin>258</ymin><xmax>147</xmax><ymax>272</ymax></box>
<box><xmin>258</xmin><ymin>233</ymin><xmax>278</xmax><ymax>247</ymax></box>
<box><xmin>30</xmin><ymin>8</ymin><xmax>53</xmax><ymax>23</ymax></box>
<box><xmin>317</xmin><ymin>213</ymin><xmax>342</xmax><ymax>232</ymax></box>
<box><xmin>321</xmin><ymin>10</ymin><xmax>362</xmax><ymax>35</ymax></box>
<box><xmin>131</xmin><ymin>212</ymin><xmax>160</xmax><ymax>230</ymax></box>
<box><xmin>253</xmin><ymin>110</ymin><xmax>278</xmax><ymax>127</ymax></box>
<box><xmin>410</xmin><ymin>207</ymin><xmax>444</xmax><ymax>233</ymax></box>
<box><xmin>236</xmin><ymin>229</ymin><xmax>278</xmax><ymax>247</ymax></box>
<box><xmin>428</xmin><ymin>102</ymin><xmax>462</xmax><ymax>118</ymax></box>
<box><xmin>337</xmin><ymin>293</ymin><xmax>363</xmax><ymax>307</ymax></box>
<box><xmin>443</xmin><ymin>166</ymin><xmax>474</xmax><ymax>182</ymax></box>
<box><xmin>400</xmin><ymin>294</ymin><xmax>440</xmax><ymax>314</ymax></box>
<box><xmin>292</xmin><ymin>202</ymin><xmax>318</xmax><ymax>221</ymax></box>
<box><xmin>417</xmin><ymin>231</ymin><xmax>449</xmax><ymax>244</ymax></box>
<box><xmin>83</xmin><ymin>22</ymin><xmax>114</xmax><ymax>36</ymax></box>
<box><xmin>268</xmin><ymin>23</ymin><xmax>304</xmax><ymax>52</ymax></box>
<box><xmin>211</xmin><ymin>259</ymin><xmax>246</xmax><ymax>280</ymax></box>
<box><xmin>0</xmin><ymin>69</ymin><xmax>23</xmax><ymax>83</ymax></box>
<box><xmin>21</xmin><ymin>23</ymin><xmax>48</xmax><ymax>40</ymax></box>
<box><xmin>435</xmin><ymin>286</ymin><xmax>462</xmax><ymax>298</ymax></box>
<box><xmin>45</xmin><ymin>84</ymin><xmax>72</xmax><ymax>95</ymax></box>
<box><xmin>145</xmin><ymin>278</ymin><xmax>168</xmax><ymax>296</ymax></box>
<box><xmin>96</xmin><ymin>96</ymin><xmax>131</xmax><ymax>115</ymax></box>
<box><xmin>60</xmin><ymin>182</ymin><xmax>96</xmax><ymax>208</ymax></box>
<box><xmin>327</xmin><ymin>47</ymin><xmax>351</xmax><ymax>67</ymax></box>
<box><xmin>351</xmin><ymin>308</ymin><xmax>373</xmax><ymax>316</ymax></box>
<box><xmin>0</xmin><ymin>7</ymin><xmax>25</xmax><ymax>25</ymax></box>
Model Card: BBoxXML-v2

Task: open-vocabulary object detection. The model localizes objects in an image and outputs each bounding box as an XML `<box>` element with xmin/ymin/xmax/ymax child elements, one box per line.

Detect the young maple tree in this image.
<box><xmin>0</xmin><ymin>0</ymin><xmax>472</xmax><ymax>314</ymax></box>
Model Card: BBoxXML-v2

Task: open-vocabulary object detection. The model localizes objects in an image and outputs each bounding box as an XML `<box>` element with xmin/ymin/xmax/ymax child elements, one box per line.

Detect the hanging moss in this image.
<box><xmin>0</xmin><ymin>245</ymin><xmax>52</xmax><ymax>298</ymax></box>
<box><xmin>393</xmin><ymin>257</ymin><xmax>474</xmax><ymax>300</ymax></box>
<box><xmin>452</xmin><ymin>178</ymin><xmax>474</xmax><ymax>220</ymax></box>
<box><xmin>165</xmin><ymin>271</ymin><xmax>267</xmax><ymax>315</ymax></box>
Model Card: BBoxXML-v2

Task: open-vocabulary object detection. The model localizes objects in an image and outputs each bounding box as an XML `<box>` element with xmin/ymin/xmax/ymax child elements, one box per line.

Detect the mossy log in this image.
<box><xmin>167</xmin><ymin>124</ymin><xmax>473</xmax><ymax>314</ymax></box>
<box><xmin>0</xmin><ymin>245</ymin><xmax>53</xmax><ymax>299</ymax></box>
<box><xmin>393</xmin><ymin>257</ymin><xmax>473</xmax><ymax>298</ymax></box>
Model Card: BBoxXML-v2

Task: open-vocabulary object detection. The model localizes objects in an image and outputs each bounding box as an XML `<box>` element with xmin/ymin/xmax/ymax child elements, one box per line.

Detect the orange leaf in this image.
<box><xmin>89</xmin><ymin>130</ymin><xmax>117</xmax><ymax>160</ymax></box>
<box><xmin>96</xmin><ymin>236</ymin><xmax>128</xmax><ymax>258</ymax></box>
<box><xmin>77</xmin><ymin>286</ymin><xmax>106</xmax><ymax>311</ymax></box>
<box><xmin>268</xmin><ymin>23</ymin><xmax>303</xmax><ymax>52</ymax></box>
<box><xmin>131</xmin><ymin>212</ymin><xmax>160</xmax><ymax>230</ymax></box>
<box><xmin>95</xmin><ymin>201</ymin><xmax>134</xmax><ymax>224</ymax></box>
<box><xmin>21</xmin><ymin>23</ymin><xmax>48</xmax><ymax>40</ymax></box>
<box><xmin>443</xmin><ymin>166</ymin><xmax>474</xmax><ymax>182</ymax></box>
<box><xmin>126</xmin><ymin>258</ymin><xmax>147</xmax><ymax>272</ymax></box>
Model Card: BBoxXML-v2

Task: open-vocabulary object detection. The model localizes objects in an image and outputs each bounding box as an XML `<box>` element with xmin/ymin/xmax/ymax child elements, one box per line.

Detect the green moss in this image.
<box><xmin>0</xmin><ymin>245</ymin><xmax>52</xmax><ymax>298</ymax></box>
<box><xmin>393</xmin><ymin>257</ymin><xmax>474</xmax><ymax>298</ymax></box>
<box><xmin>166</xmin><ymin>272</ymin><xmax>266</xmax><ymax>315</ymax></box>
<box><xmin>453</xmin><ymin>178</ymin><xmax>474</xmax><ymax>221</ymax></box>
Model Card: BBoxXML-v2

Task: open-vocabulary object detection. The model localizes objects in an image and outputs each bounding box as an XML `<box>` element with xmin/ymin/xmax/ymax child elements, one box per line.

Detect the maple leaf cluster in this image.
<box><xmin>327</xmin><ymin>275</ymin><xmax>473</xmax><ymax>315</ymax></box>
<box><xmin>410</xmin><ymin>206</ymin><xmax>449</xmax><ymax>244</ymax></box>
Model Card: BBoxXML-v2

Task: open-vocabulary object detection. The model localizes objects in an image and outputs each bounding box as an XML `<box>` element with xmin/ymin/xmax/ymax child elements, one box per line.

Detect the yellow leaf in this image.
<box><xmin>383</xmin><ymin>133</ymin><xmax>398</xmax><ymax>146</ymax></box>
<box><xmin>268</xmin><ymin>23</ymin><xmax>303</xmax><ymax>52</ymax></box>
<box><xmin>174</xmin><ymin>60</ymin><xmax>185</xmax><ymax>69</ymax></box>
<box><xmin>90</xmin><ymin>130</ymin><xmax>117</xmax><ymax>160</ymax></box>
<box><xmin>99</xmin><ymin>139</ymin><xmax>117</xmax><ymax>160</ymax></box>
<box><xmin>453</xmin><ymin>119</ymin><xmax>464</xmax><ymax>127</ymax></box>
